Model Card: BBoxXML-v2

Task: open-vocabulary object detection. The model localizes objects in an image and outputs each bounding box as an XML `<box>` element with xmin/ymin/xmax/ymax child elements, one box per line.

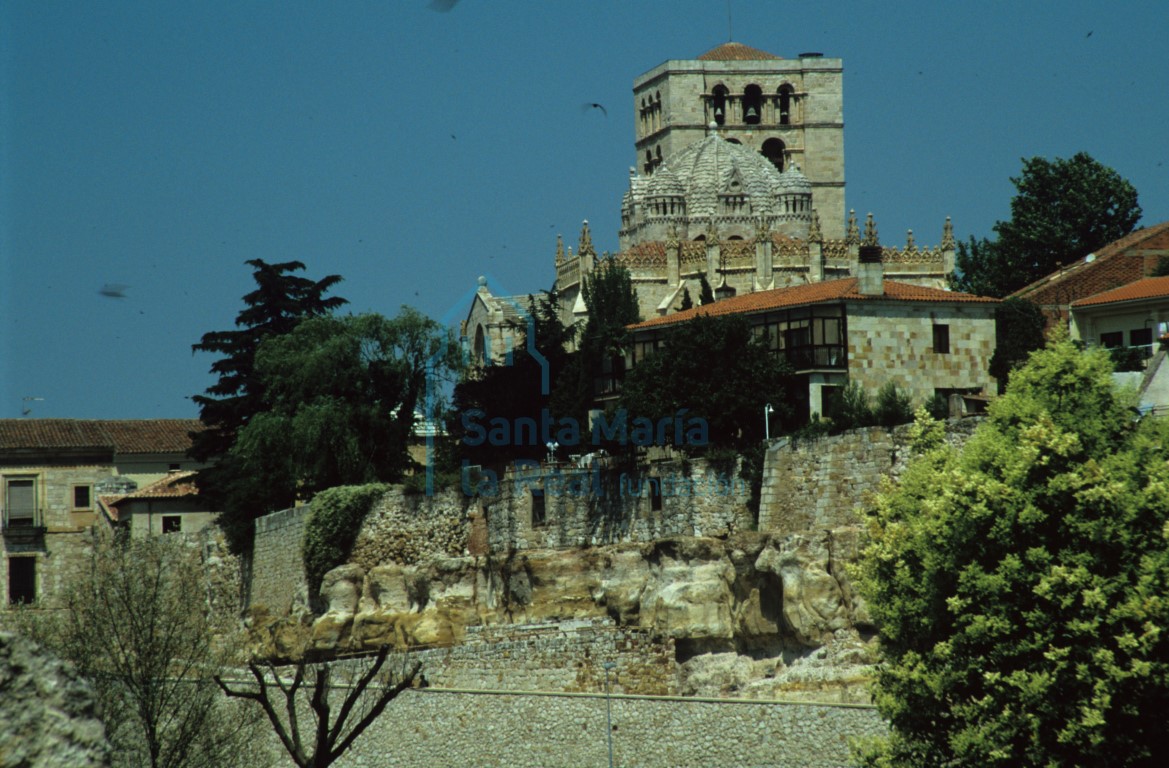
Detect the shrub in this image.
<box><xmin>873</xmin><ymin>382</ymin><xmax>914</xmax><ymax>427</ymax></box>
<box><xmin>302</xmin><ymin>484</ymin><xmax>388</xmax><ymax>596</ymax></box>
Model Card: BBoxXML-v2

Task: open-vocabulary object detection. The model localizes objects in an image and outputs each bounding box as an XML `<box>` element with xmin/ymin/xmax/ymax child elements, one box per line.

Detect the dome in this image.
<box><xmin>664</xmin><ymin>132</ymin><xmax>788</xmax><ymax>217</ymax></box>
<box><xmin>776</xmin><ymin>163</ymin><xmax>811</xmax><ymax>194</ymax></box>
<box><xmin>645</xmin><ymin>164</ymin><xmax>684</xmax><ymax>198</ymax></box>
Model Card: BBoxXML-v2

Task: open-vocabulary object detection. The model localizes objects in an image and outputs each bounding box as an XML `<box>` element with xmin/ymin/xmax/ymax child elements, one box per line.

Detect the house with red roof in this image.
<box><xmin>622</xmin><ymin>257</ymin><xmax>999</xmax><ymax>421</ymax></box>
<box><xmin>1069</xmin><ymin>275</ymin><xmax>1169</xmax><ymax>356</ymax></box>
<box><xmin>1010</xmin><ymin>221</ymin><xmax>1169</xmax><ymax>327</ymax></box>
<box><xmin>0</xmin><ymin>419</ymin><xmax>204</xmax><ymax>606</ymax></box>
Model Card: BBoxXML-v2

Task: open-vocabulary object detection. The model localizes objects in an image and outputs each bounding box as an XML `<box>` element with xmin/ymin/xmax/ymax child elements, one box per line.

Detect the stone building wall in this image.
<box><xmin>249</xmin><ymin>504</ymin><xmax>310</xmax><ymax>614</ymax></box>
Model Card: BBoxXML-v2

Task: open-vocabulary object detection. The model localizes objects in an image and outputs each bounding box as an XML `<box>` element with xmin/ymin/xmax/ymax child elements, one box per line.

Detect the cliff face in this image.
<box><xmin>250</xmin><ymin>528</ymin><xmax>876</xmax><ymax>701</ymax></box>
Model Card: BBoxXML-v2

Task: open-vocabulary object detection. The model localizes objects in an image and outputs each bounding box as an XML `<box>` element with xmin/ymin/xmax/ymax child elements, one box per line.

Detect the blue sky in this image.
<box><xmin>3</xmin><ymin>1</ymin><xmax>1167</xmax><ymax>419</ymax></box>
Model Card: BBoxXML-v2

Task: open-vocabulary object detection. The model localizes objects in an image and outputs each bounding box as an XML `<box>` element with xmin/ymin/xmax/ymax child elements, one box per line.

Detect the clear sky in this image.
<box><xmin>3</xmin><ymin>1</ymin><xmax>1167</xmax><ymax>419</ymax></box>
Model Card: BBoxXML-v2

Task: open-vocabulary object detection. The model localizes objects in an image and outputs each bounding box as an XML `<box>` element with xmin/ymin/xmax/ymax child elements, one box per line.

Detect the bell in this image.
<box><xmin>714</xmin><ymin>106</ymin><xmax>724</xmax><ymax>117</ymax></box>
<box><xmin>745</xmin><ymin>106</ymin><xmax>759</xmax><ymax>120</ymax></box>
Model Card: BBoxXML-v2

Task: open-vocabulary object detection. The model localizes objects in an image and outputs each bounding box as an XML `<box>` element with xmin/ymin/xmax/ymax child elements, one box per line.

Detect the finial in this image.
<box><xmin>905</xmin><ymin>229</ymin><xmax>916</xmax><ymax>252</ymax></box>
<box><xmin>556</xmin><ymin>234</ymin><xmax>565</xmax><ymax>264</ymax></box>
<box><xmin>477</xmin><ymin>276</ymin><xmax>488</xmax><ymax>288</ymax></box>
<box><xmin>863</xmin><ymin>213</ymin><xmax>879</xmax><ymax>246</ymax></box>
<box><xmin>846</xmin><ymin>210</ymin><xmax>860</xmax><ymax>245</ymax></box>
<box><xmin>755</xmin><ymin>217</ymin><xmax>770</xmax><ymax>243</ymax></box>
<box><xmin>941</xmin><ymin>216</ymin><xmax>955</xmax><ymax>250</ymax></box>
<box><xmin>666</xmin><ymin>221</ymin><xmax>679</xmax><ymax>247</ymax></box>
<box><xmin>808</xmin><ymin>210</ymin><xmax>822</xmax><ymax>243</ymax></box>
<box><xmin>579</xmin><ymin>220</ymin><xmax>595</xmax><ymax>257</ymax></box>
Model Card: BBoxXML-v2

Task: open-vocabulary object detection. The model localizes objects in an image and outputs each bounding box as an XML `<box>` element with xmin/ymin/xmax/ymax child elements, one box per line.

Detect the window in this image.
<box><xmin>161</xmin><ymin>515</ymin><xmax>182</xmax><ymax>534</ymax></box>
<box><xmin>762</xmin><ymin>138</ymin><xmax>786</xmax><ymax>172</ymax></box>
<box><xmin>72</xmin><ymin>484</ymin><xmax>92</xmax><ymax>510</ymax></box>
<box><xmin>1130</xmin><ymin>327</ymin><xmax>1154</xmax><ymax>357</ymax></box>
<box><xmin>4</xmin><ymin>477</ymin><xmax>37</xmax><ymax>528</ymax></box>
<box><xmin>711</xmin><ymin>85</ymin><xmax>729</xmax><ymax>125</ymax></box>
<box><xmin>8</xmin><ymin>557</ymin><xmax>36</xmax><ymax>605</ymax></box>
<box><xmin>1099</xmin><ymin>331</ymin><xmax>1123</xmax><ymax>348</ymax></box>
<box><xmin>743</xmin><ymin>84</ymin><xmax>763</xmax><ymax>124</ymax></box>
<box><xmin>778</xmin><ymin>84</ymin><xmax>795</xmax><ymax>125</ymax></box>
<box><xmin>649</xmin><ymin>478</ymin><xmax>663</xmax><ymax>512</ymax></box>
<box><xmin>932</xmin><ymin>324</ymin><xmax>950</xmax><ymax>354</ymax></box>
<box><xmin>530</xmin><ymin>489</ymin><xmax>546</xmax><ymax>528</ymax></box>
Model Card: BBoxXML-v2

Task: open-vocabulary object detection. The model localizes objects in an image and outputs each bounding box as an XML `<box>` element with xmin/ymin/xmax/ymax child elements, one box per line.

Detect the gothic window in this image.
<box><xmin>726</xmin><ymin>137</ymin><xmax>742</xmax><ymax>145</ymax></box>
<box><xmin>654</xmin><ymin>146</ymin><xmax>662</xmax><ymax>170</ymax></box>
<box><xmin>644</xmin><ymin>150</ymin><xmax>654</xmax><ymax>175</ymax></box>
<box><xmin>778</xmin><ymin>84</ymin><xmax>795</xmax><ymax>125</ymax></box>
<box><xmin>654</xmin><ymin>91</ymin><xmax>662</xmax><ymax>131</ymax></box>
<box><xmin>762</xmin><ymin>138</ymin><xmax>786</xmax><ymax>172</ymax></box>
<box><xmin>743</xmin><ymin>84</ymin><xmax>763</xmax><ymax>124</ymax></box>
<box><xmin>473</xmin><ymin>325</ymin><xmax>487</xmax><ymax>366</ymax></box>
<box><xmin>712</xmin><ymin>85</ymin><xmax>729</xmax><ymax>125</ymax></box>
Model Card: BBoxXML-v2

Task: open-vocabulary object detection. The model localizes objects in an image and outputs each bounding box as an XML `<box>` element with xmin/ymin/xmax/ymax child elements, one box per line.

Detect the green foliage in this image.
<box><xmin>1109</xmin><ymin>345</ymin><xmax>1147</xmax><ymax>373</ymax></box>
<box><xmin>954</xmin><ymin>153</ymin><xmax>1142</xmax><ymax>297</ymax></box>
<box><xmin>925</xmin><ymin>391</ymin><xmax>950</xmax><ymax>421</ymax></box>
<box><xmin>303</xmin><ymin>483</ymin><xmax>387</xmax><ymax>596</ymax></box>
<box><xmin>617</xmin><ymin>314</ymin><xmax>798</xmax><ymax>451</ymax></box>
<box><xmin>873</xmin><ymin>382</ymin><xmax>914</xmax><ymax>428</ymax></box>
<box><xmin>697</xmin><ymin>274</ymin><xmax>715</xmax><ymax>305</ymax></box>
<box><xmin>192</xmin><ymin>259</ymin><xmax>347</xmax><ymax>552</ymax></box>
<box><xmin>1151</xmin><ymin>255</ymin><xmax>1169</xmax><ymax>277</ymax></box>
<box><xmin>825</xmin><ymin>380</ymin><xmax>874</xmax><ymax>431</ymax></box>
<box><xmin>223</xmin><ymin>310</ymin><xmax>459</xmax><ymax>533</ymax></box>
<box><xmin>856</xmin><ymin>339</ymin><xmax>1169</xmax><ymax>767</ymax></box>
<box><xmin>989</xmin><ymin>297</ymin><xmax>1048</xmax><ymax>392</ymax></box>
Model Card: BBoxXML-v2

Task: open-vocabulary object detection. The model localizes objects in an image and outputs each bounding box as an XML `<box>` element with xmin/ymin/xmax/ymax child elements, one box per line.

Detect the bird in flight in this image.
<box><xmin>99</xmin><ymin>283</ymin><xmax>128</xmax><ymax>298</ymax></box>
<box><xmin>583</xmin><ymin>102</ymin><xmax>608</xmax><ymax>117</ymax></box>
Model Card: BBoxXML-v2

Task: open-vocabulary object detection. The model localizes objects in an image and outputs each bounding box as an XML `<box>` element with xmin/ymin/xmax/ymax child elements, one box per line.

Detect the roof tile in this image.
<box><xmin>1071</xmin><ymin>275</ymin><xmax>1169</xmax><ymax>307</ymax></box>
<box><xmin>0</xmin><ymin>419</ymin><xmax>202</xmax><ymax>454</ymax></box>
<box><xmin>697</xmin><ymin>42</ymin><xmax>781</xmax><ymax>61</ymax></box>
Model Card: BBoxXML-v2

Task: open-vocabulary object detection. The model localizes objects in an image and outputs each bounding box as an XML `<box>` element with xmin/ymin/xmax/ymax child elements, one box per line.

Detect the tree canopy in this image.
<box><xmin>223</xmin><ymin>310</ymin><xmax>460</xmax><ymax>525</ymax></box>
<box><xmin>856</xmin><ymin>338</ymin><xmax>1169</xmax><ymax>767</ymax></box>
<box><xmin>954</xmin><ymin>153</ymin><xmax>1141</xmax><ymax>297</ymax></box>
<box><xmin>617</xmin><ymin>314</ymin><xmax>797</xmax><ymax>451</ymax></box>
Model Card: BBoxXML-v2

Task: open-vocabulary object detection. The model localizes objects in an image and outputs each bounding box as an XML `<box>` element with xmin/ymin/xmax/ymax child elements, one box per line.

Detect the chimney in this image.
<box><xmin>857</xmin><ymin>245</ymin><xmax>884</xmax><ymax>296</ymax></box>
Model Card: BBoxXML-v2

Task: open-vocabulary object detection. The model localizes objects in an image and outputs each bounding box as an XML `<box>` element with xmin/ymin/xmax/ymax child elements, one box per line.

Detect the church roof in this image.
<box><xmin>629</xmin><ymin>278</ymin><xmax>997</xmax><ymax>331</ymax></box>
<box><xmin>697</xmin><ymin>42</ymin><xmax>781</xmax><ymax>61</ymax></box>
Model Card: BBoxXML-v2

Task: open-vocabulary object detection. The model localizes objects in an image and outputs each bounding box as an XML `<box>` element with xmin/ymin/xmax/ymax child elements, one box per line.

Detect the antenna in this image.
<box><xmin>727</xmin><ymin>0</ymin><xmax>733</xmax><ymax>41</ymax></box>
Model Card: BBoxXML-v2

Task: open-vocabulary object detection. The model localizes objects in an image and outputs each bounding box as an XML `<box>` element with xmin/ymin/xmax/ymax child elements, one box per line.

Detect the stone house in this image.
<box><xmin>0</xmin><ymin>419</ymin><xmax>203</xmax><ymax>606</ymax></box>
<box><xmin>99</xmin><ymin>469</ymin><xmax>216</xmax><ymax>538</ymax></box>
<box><xmin>623</xmin><ymin>259</ymin><xmax>998</xmax><ymax>420</ymax></box>
<box><xmin>1010</xmin><ymin>220</ymin><xmax>1169</xmax><ymax>326</ymax></box>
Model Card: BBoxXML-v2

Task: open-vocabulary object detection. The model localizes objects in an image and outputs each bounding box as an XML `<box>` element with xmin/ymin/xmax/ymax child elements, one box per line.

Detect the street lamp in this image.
<box><xmin>764</xmin><ymin>403</ymin><xmax>775</xmax><ymax>441</ymax></box>
<box><xmin>603</xmin><ymin>661</ymin><xmax>617</xmax><ymax>768</ymax></box>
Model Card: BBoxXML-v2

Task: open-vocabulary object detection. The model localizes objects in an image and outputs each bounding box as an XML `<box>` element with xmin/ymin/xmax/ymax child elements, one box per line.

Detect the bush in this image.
<box><xmin>873</xmin><ymin>382</ymin><xmax>914</xmax><ymax>427</ymax></box>
<box><xmin>302</xmin><ymin>484</ymin><xmax>388</xmax><ymax>596</ymax></box>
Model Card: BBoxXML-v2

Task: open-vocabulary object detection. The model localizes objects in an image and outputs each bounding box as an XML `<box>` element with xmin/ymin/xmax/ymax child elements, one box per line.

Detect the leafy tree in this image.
<box><xmin>1151</xmin><ymin>256</ymin><xmax>1169</xmax><ymax>278</ymax></box>
<box><xmin>872</xmin><ymin>382</ymin><xmax>914</xmax><ymax>428</ymax></box>
<box><xmin>824</xmin><ymin>380</ymin><xmax>874</xmax><ymax>431</ymax></box>
<box><xmin>192</xmin><ymin>260</ymin><xmax>346</xmax><ymax>551</ymax></box>
<box><xmin>10</xmin><ymin>536</ymin><xmax>260</xmax><ymax>768</ymax></box>
<box><xmin>217</xmin><ymin>646</ymin><xmax>419</xmax><ymax>768</ymax></box>
<box><xmin>224</xmin><ymin>310</ymin><xmax>460</xmax><ymax>520</ymax></box>
<box><xmin>954</xmin><ymin>153</ymin><xmax>1142</xmax><ymax>297</ymax></box>
<box><xmin>989</xmin><ymin>297</ymin><xmax>1048</xmax><ymax>392</ymax></box>
<box><xmin>855</xmin><ymin>338</ymin><xmax>1169</xmax><ymax>767</ymax></box>
<box><xmin>617</xmin><ymin>314</ymin><xmax>797</xmax><ymax>450</ymax></box>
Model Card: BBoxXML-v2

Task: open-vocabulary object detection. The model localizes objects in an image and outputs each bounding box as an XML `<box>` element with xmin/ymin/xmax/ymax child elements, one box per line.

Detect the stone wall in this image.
<box><xmin>336</xmin><ymin>687</ymin><xmax>882</xmax><ymax>768</ymax></box>
<box><xmin>759</xmin><ymin>419</ymin><xmax>983</xmax><ymax>536</ymax></box>
<box><xmin>249</xmin><ymin>505</ymin><xmax>310</xmax><ymax>615</ymax></box>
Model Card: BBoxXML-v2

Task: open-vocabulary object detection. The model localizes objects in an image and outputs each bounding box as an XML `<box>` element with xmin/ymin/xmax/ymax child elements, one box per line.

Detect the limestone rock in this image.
<box><xmin>756</xmin><ymin>533</ymin><xmax>851</xmax><ymax>647</ymax></box>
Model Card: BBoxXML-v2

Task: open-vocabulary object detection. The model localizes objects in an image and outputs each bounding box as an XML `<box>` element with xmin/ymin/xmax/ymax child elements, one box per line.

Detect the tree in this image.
<box><xmin>617</xmin><ymin>314</ymin><xmax>797</xmax><ymax>450</ymax></box>
<box><xmin>192</xmin><ymin>259</ymin><xmax>347</xmax><ymax>551</ymax></box>
<box><xmin>855</xmin><ymin>339</ymin><xmax>1169</xmax><ymax>767</ymax></box>
<box><xmin>216</xmin><ymin>647</ymin><xmax>420</xmax><ymax>768</ymax></box>
<box><xmin>697</xmin><ymin>274</ymin><xmax>715</xmax><ymax>306</ymax></box>
<box><xmin>988</xmin><ymin>297</ymin><xmax>1048</xmax><ymax>392</ymax></box>
<box><xmin>954</xmin><ymin>153</ymin><xmax>1142</xmax><ymax>297</ymax></box>
<box><xmin>679</xmin><ymin>287</ymin><xmax>694</xmax><ymax>310</ymax></box>
<box><xmin>11</xmin><ymin>535</ymin><xmax>259</xmax><ymax>768</ymax></box>
<box><xmin>224</xmin><ymin>309</ymin><xmax>460</xmax><ymax>518</ymax></box>
<box><xmin>453</xmin><ymin>291</ymin><xmax>576</xmax><ymax>466</ymax></box>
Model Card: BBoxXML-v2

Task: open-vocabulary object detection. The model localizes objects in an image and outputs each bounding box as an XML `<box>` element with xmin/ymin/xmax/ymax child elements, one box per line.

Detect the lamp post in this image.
<box><xmin>603</xmin><ymin>661</ymin><xmax>617</xmax><ymax>768</ymax></box>
<box><xmin>764</xmin><ymin>403</ymin><xmax>775</xmax><ymax>441</ymax></box>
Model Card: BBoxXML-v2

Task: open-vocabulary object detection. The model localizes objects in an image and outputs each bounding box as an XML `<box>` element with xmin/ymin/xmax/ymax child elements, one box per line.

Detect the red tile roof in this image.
<box><xmin>628</xmin><ymin>278</ymin><xmax>997</xmax><ymax>331</ymax></box>
<box><xmin>697</xmin><ymin>42</ymin><xmax>781</xmax><ymax>61</ymax></box>
<box><xmin>108</xmin><ymin>471</ymin><xmax>200</xmax><ymax>505</ymax></box>
<box><xmin>0</xmin><ymin>419</ymin><xmax>202</xmax><ymax>454</ymax></box>
<box><xmin>1071</xmin><ymin>275</ymin><xmax>1169</xmax><ymax>307</ymax></box>
<box><xmin>1010</xmin><ymin>221</ymin><xmax>1169</xmax><ymax>309</ymax></box>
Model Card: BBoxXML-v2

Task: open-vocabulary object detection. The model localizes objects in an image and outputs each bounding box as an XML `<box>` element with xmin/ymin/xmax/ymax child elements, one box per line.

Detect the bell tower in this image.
<box><xmin>631</xmin><ymin>42</ymin><xmax>845</xmax><ymax>239</ymax></box>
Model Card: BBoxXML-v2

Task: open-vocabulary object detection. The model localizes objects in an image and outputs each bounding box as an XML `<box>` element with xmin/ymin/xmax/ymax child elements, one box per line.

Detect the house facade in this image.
<box><xmin>0</xmin><ymin>419</ymin><xmax>203</xmax><ymax>607</ymax></box>
<box><xmin>1069</xmin><ymin>275</ymin><xmax>1169</xmax><ymax>358</ymax></box>
<box><xmin>624</xmin><ymin>261</ymin><xmax>998</xmax><ymax>420</ymax></box>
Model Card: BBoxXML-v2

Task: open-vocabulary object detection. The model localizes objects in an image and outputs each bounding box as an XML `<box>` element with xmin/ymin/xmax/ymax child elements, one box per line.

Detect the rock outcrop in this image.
<box><xmin>0</xmin><ymin>632</ymin><xmax>110</xmax><ymax>768</ymax></box>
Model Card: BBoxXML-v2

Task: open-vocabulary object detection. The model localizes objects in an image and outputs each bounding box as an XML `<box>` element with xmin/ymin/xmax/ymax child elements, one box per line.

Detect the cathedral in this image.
<box><xmin>466</xmin><ymin>41</ymin><xmax>957</xmax><ymax>363</ymax></box>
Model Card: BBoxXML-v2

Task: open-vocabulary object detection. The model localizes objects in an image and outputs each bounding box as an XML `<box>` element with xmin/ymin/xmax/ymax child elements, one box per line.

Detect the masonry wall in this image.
<box><xmin>759</xmin><ymin>419</ymin><xmax>982</xmax><ymax>536</ymax></box>
<box><xmin>249</xmin><ymin>504</ymin><xmax>311</xmax><ymax>614</ymax></box>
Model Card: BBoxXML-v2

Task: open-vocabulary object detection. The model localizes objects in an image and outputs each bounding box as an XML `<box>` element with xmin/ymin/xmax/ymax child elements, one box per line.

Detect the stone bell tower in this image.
<box><xmin>631</xmin><ymin>41</ymin><xmax>845</xmax><ymax>239</ymax></box>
